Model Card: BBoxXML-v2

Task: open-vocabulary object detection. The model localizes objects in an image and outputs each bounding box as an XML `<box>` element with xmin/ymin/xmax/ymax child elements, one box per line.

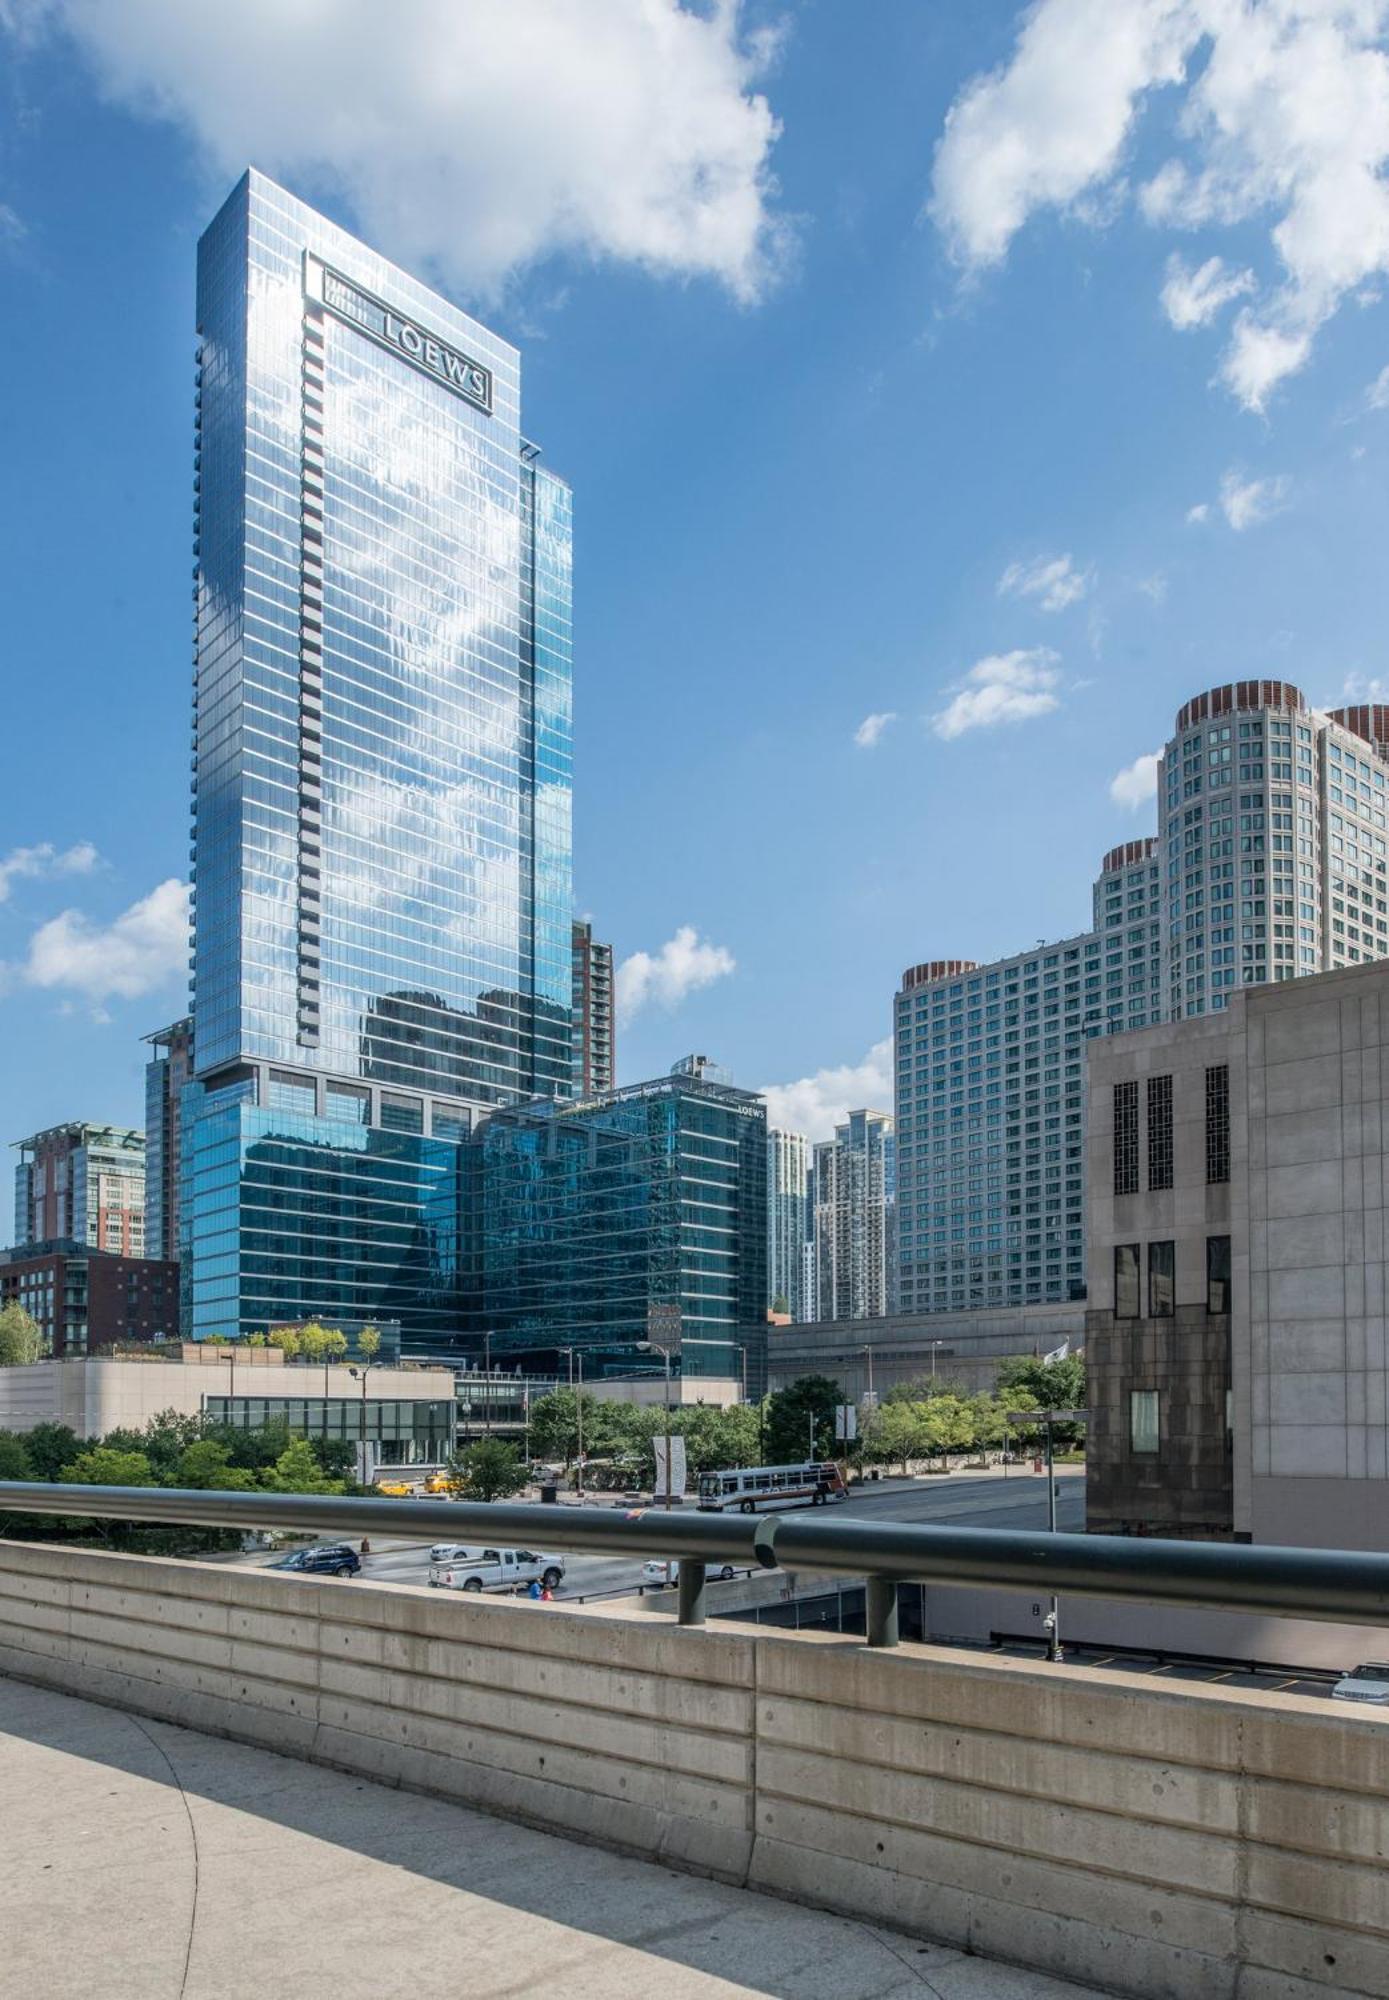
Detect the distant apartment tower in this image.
<box><xmin>814</xmin><ymin>1110</ymin><xmax>896</xmax><ymax>1320</ymax></box>
<box><xmin>12</xmin><ymin>1124</ymin><xmax>146</xmax><ymax>1257</ymax></box>
<box><xmin>143</xmin><ymin>1018</ymin><xmax>194</xmax><ymax>1262</ymax></box>
<box><xmin>895</xmin><ymin>841</ymin><xmax>1162</xmax><ymax>1315</ymax></box>
<box><xmin>767</xmin><ymin>1128</ymin><xmax>810</xmax><ymax>1319</ymax></box>
<box><xmin>1162</xmin><ymin>682</ymin><xmax>1389</xmax><ymax>1019</ymax></box>
<box><xmin>571</xmin><ymin>920</ymin><xmax>615</xmax><ymax>1095</ymax></box>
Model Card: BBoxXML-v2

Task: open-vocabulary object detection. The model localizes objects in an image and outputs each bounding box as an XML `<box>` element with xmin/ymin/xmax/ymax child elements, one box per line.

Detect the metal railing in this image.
<box><xmin>3</xmin><ymin>1482</ymin><xmax>1389</xmax><ymax>1648</ymax></box>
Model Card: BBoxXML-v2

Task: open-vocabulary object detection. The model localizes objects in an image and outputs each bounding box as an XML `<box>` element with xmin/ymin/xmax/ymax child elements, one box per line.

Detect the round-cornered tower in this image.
<box><xmin>900</xmin><ymin>960</ymin><xmax>978</xmax><ymax>991</ymax></box>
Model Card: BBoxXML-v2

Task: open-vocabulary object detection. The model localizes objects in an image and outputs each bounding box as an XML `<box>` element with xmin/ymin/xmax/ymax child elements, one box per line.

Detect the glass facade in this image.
<box><xmin>185</xmin><ymin>173</ymin><xmax>572</xmax><ymax>1341</ymax></box>
<box><xmin>205</xmin><ymin>1394</ymin><xmax>452</xmax><ymax>1464</ymax></box>
<box><xmin>468</xmin><ymin>1074</ymin><xmax>769</xmax><ymax>1387</ymax></box>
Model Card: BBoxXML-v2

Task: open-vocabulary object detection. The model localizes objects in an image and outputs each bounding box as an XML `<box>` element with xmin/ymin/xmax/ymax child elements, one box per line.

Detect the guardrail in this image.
<box><xmin>3</xmin><ymin>1482</ymin><xmax>1389</xmax><ymax>1648</ymax></box>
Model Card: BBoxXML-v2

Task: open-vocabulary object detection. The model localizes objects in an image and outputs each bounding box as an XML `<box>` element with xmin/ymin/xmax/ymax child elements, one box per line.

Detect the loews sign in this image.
<box><xmin>305</xmin><ymin>254</ymin><xmax>493</xmax><ymax>414</ymax></box>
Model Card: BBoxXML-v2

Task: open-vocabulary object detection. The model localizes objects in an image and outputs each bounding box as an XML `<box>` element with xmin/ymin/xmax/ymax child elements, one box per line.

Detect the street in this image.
<box><xmin>238</xmin><ymin>1466</ymin><xmax>1085</xmax><ymax>1603</ymax></box>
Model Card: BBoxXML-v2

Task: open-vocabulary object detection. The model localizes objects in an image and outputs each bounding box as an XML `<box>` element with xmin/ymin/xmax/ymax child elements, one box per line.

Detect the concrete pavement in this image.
<box><xmin>0</xmin><ymin>1675</ymin><xmax>1109</xmax><ymax>2000</ymax></box>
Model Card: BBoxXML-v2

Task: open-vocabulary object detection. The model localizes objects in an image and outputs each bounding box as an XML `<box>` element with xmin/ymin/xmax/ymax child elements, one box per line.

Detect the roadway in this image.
<box><xmin>237</xmin><ymin>1465</ymin><xmax>1085</xmax><ymax>1603</ymax></box>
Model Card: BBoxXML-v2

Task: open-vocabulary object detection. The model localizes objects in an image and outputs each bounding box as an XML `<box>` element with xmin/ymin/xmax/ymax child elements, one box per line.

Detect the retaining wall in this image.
<box><xmin>0</xmin><ymin>1541</ymin><xmax>1385</xmax><ymax>1998</ymax></box>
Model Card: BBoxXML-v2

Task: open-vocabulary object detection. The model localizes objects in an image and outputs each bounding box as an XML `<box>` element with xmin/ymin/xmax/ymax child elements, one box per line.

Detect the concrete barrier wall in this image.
<box><xmin>0</xmin><ymin>1541</ymin><xmax>1385</xmax><ymax>1999</ymax></box>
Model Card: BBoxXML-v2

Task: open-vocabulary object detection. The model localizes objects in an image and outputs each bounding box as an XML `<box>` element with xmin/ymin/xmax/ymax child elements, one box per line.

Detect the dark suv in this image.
<box><xmin>268</xmin><ymin>1543</ymin><xmax>361</xmax><ymax>1578</ymax></box>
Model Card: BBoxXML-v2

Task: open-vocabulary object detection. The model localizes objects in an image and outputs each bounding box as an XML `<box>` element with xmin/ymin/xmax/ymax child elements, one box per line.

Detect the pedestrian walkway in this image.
<box><xmin>0</xmin><ymin>1675</ymin><xmax>1109</xmax><ymax>2000</ymax></box>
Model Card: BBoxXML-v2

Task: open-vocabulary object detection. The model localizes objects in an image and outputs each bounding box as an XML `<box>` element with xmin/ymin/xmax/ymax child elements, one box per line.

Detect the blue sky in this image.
<box><xmin>3</xmin><ymin>0</ymin><xmax>1389</xmax><ymax>1149</ymax></box>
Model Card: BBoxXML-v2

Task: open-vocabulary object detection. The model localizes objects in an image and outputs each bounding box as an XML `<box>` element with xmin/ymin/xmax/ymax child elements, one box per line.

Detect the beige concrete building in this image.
<box><xmin>0</xmin><ymin>1346</ymin><xmax>457</xmax><ymax>1466</ymax></box>
<box><xmin>767</xmin><ymin>1302</ymin><xmax>1083</xmax><ymax>1401</ymax></box>
<box><xmin>1086</xmin><ymin>958</ymin><xmax>1389</xmax><ymax>1549</ymax></box>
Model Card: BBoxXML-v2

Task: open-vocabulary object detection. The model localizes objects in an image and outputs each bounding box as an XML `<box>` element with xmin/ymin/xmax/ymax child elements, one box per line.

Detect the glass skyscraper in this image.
<box><xmin>468</xmin><ymin>1068</ymin><xmax>769</xmax><ymax>1389</ymax></box>
<box><xmin>184</xmin><ymin>172</ymin><xmax>572</xmax><ymax>1342</ymax></box>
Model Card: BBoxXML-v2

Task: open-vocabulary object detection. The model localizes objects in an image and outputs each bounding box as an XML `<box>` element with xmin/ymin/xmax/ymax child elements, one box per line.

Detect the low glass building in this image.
<box><xmin>467</xmin><ymin>1068</ymin><xmax>769</xmax><ymax>1389</ymax></box>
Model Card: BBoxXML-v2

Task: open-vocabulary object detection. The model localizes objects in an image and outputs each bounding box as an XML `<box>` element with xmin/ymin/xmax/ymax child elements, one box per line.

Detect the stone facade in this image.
<box><xmin>1086</xmin><ymin>957</ymin><xmax>1389</xmax><ymax>1548</ymax></box>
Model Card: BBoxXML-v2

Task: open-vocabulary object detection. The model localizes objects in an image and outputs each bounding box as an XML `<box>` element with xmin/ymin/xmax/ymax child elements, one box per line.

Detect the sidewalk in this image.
<box><xmin>1</xmin><ymin>1675</ymin><xmax>1110</xmax><ymax>2000</ymax></box>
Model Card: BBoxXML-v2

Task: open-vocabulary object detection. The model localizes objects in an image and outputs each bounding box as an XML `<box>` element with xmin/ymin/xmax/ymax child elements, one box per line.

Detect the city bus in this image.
<box><xmin>696</xmin><ymin>1461</ymin><xmax>848</xmax><ymax>1513</ymax></box>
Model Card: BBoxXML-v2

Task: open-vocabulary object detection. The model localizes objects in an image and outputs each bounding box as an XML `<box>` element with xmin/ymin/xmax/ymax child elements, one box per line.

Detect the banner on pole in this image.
<box><xmin>653</xmin><ymin>1434</ymin><xmax>687</xmax><ymax>1500</ymax></box>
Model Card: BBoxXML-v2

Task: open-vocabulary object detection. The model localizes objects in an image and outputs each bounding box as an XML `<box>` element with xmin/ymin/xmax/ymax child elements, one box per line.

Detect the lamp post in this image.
<box><xmin>347</xmin><ymin>1363</ymin><xmax>373</xmax><ymax>1482</ymax></box>
<box><xmin>1004</xmin><ymin>1405</ymin><xmax>1087</xmax><ymax>1664</ymax></box>
<box><xmin>484</xmin><ymin>1331</ymin><xmax>492</xmax><ymax>1437</ymax></box>
<box><xmin>559</xmin><ymin>1347</ymin><xmax>585</xmax><ymax>1498</ymax></box>
<box><xmin>640</xmin><ymin>1340</ymin><xmax>675</xmax><ymax>1510</ymax></box>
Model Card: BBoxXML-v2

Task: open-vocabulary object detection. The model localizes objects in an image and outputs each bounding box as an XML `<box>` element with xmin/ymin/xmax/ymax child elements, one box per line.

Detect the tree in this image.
<box><xmin>310</xmin><ymin>1436</ymin><xmax>357</xmax><ymax>1481</ymax></box>
<box><xmin>263</xmin><ymin>1437</ymin><xmax>340</xmax><ymax>1493</ymax></box>
<box><xmin>23</xmin><ymin>1422</ymin><xmax>83</xmax><ymax>1481</ymax></box>
<box><xmin>919</xmin><ymin>1394</ymin><xmax>976</xmax><ymax>1460</ymax></box>
<box><xmin>60</xmin><ymin>1447</ymin><xmax>157</xmax><ymax>1487</ymax></box>
<box><xmin>447</xmin><ymin>1438</ymin><xmax>527</xmax><ymax>1503</ymax></box>
<box><xmin>863</xmin><ymin>1402</ymin><xmax>927</xmax><ymax>1473</ymax></box>
<box><xmin>357</xmin><ymin>1326</ymin><xmax>382</xmax><ymax>1361</ymax></box>
<box><xmin>267</xmin><ymin>1326</ymin><xmax>301</xmax><ymax>1359</ymax></box>
<box><xmin>297</xmin><ymin>1323</ymin><xmax>328</xmax><ymax>1363</ymax></box>
<box><xmin>0</xmin><ymin>1302</ymin><xmax>43</xmax><ymax>1366</ymax></box>
<box><xmin>175</xmin><ymin>1440</ymin><xmax>256</xmax><ymax>1491</ymax></box>
<box><xmin>0</xmin><ymin>1430</ymin><xmax>33</xmax><ymax>1479</ymax></box>
<box><xmin>762</xmin><ymin>1374</ymin><xmax>842</xmax><ymax>1466</ymax></box>
<box><xmin>997</xmin><ymin>1353</ymin><xmax>1087</xmax><ymax>1447</ymax></box>
<box><xmin>770</xmin><ymin>1293</ymin><xmax>790</xmax><ymax>1315</ymax></box>
<box><xmin>527</xmin><ymin>1387</ymin><xmax>597</xmax><ymax>1465</ymax></box>
<box><xmin>321</xmin><ymin>1327</ymin><xmax>348</xmax><ymax>1363</ymax></box>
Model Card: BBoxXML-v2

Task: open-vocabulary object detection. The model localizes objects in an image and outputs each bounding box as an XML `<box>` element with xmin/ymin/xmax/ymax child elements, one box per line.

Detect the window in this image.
<box><xmin>1130</xmin><ymin>1391</ymin><xmax>1160</xmax><ymax>1455</ymax></box>
<box><xmin>1146</xmin><ymin>1074</ymin><xmax>1173</xmax><ymax>1190</ymax></box>
<box><xmin>1205</xmin><ymin>1064</ymin><xmax>1230</xmax><ymax>1183</ymax></box>
<box><xmin>1148</xmin><ymin>1239</ymin><xmax>1175</xmax><ymax>1317</ymax></box>
<box><xmin>1207</xmin><ymin>1234</ymin><xmax>1231</xmax><ymax>1314</ymax></box>
<box><xmin>1114</xmin><ymin>1080</ymin><xmax>1139</xmax><ymax>1195</ymax></box>
<box><xmin>1115</xmin><ymin>1242</ymin><xmax>1140</xmax><ymax>1319</ymax></box>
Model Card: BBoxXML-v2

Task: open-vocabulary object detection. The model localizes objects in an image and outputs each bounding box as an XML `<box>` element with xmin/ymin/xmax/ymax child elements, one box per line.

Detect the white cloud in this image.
<box><xmin>1219</xmin><ymin>468</ymin><xmax>1292</xmax><ymax>531</ymax></box>
<box><xmin>22</xmin><ymin>877</ymin><xmax>189</xmax><ymax>1004</ymax></box>
<box><xmin>997</xmin><ymin>552</ymin><xmax>1092</xmax><ymax>613</ymax></box>
<box><xmin>0</xmin><ymin>840</ymin><xmax>99</xmax><ymax>905</ymax></box>
<box><xmin>1136</xmin><ymin>571</ymin><xmax>1168</xmax><ymax>602</ymax></box>
<box><xmin>1109</xmin><ymin>750</ymin><xmax>1160</xmax><ymax>810</ymax></box>
<box><xmin>1367</xmin><ymin>362</ymin><xmax>1389</xmax><ymax>408</ymax></box>
<box><xmin>931</xmin><ymin>0</ymin><xmax>1389</xmax><ymax>410</ymax></box>
<box><xmin>854</xmin><ymin>711</ymin><xmax>897</xmax><ymax>749</ymax></box>
<box><xmin>615</xmin><ymin>924</ymin><xmax>734</xmax><ymax>1024</ymax></box>
<box><xmin>928</xmin><ymin>0</ymin><xmax>1191</xmax><ymax>269</ymax></box>
<box><xmin>1186</xmin><ymin>501</ymin><xmax>1210</xmax><ymax>524</ymax></box>
<box><xmin>1160</xmin><ymin>251</ymin><xmax>1255</xmax><ymax>329</ymax></box>
<box><xmin>760</xmin><ymin>1038</ymin><xmax>893</xmax><ymax>1146</ymax></box>
<box><xmin>931</xmin><ymin>648</ymin><xmax>1062</xmax><ymax>741</ymax></box>
<box><xmin>13</xmin><ymin>0</ymin><xmax>787</xmax><ymax>303</ymax></box>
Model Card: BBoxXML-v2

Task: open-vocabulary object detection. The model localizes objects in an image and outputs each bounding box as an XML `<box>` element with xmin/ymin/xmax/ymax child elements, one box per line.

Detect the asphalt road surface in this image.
<box><xmin>241</xmin><ymin>1466</ymin><xmax>1085</xmax><ymax>1602</ymax></box>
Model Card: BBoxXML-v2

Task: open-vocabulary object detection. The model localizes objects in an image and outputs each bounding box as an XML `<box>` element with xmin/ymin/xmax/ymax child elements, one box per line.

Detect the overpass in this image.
<box><xmin>0</xmin><ymin>1487</ymin><xmax>1386</xmax><ymax>1997</ymax></box>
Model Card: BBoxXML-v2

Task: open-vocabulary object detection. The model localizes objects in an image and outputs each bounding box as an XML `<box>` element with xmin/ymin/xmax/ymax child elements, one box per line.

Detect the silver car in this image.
<box><xmin>429</xmin><ymin>1542</ymin><xmax>478</xmax><ymax>1566</ymax></box>
<box><xmin>1332</xmin><ymin>1662</ymin><xmax>1389</xmax><ymax>1703</ymax></box>
<box><xmin>642</xmin><ymin>1559</ymin><xmax>736</xmax><ymax>1587</ymax></box>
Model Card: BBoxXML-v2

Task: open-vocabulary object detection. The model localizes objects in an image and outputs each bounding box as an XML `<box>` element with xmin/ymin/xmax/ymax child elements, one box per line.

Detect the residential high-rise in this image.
<box><xmin>183</xmin><ymin>171</ymin><xmax>572</xmax><ymax>1344</ymax></box>
<box><xmin>12</xmin><ymin>1124</ymin><xmax>146</xmax><ymax>1257</ymax></box>
<box><xmin>813</xmin><ymin>1109</ymin><xmax>896</xmax><ymax>1321</ymax></box>
<box><xmin>143</xmin><ymin>1019</ymin><xmax>194</xmax><ymax>1262</ymax></box>
<box><xmin>767</xmin><ymin>1128</ymin><xmax>809</xmax><ymax>1319</ymax></box>
<box><xmin>571</xmin><ymin>919</ymin><xmax>615</xmax><ymax>1095</ymax></box>
<box><xmin>894</xmin><ymin>842</ymin><xmax>1162</xmax><ymax>1315</ymax></box>
<box><xmin>1162</xmin><ymin>682</ymin><xmax>1389</xmax><ymax>1019</ymax></box>
<box><xmin>469</xmin><ymin>1067</ymin><xmax>768</xmax><ymax>1388</ymax></box>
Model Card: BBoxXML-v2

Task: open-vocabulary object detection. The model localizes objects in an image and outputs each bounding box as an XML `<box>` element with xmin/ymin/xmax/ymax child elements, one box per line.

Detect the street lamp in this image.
<box><xmin>347</xmin><ymin>1361</ymin><xmax>374</xmax><ymax>1479</ymax></box>
<box><xmin>1004</xmin><ymin>1404</ymin><xmax>1087</xmax><ymax>1663</ymax></box>
<box><xmin>639</xmin><ymin>1340</ymin><xmax>675</xmax><ymax>1510</ymax></box>
<box><xmin>558</xmin><ymin>1346</ymin><xmax>584</xmax><ymax>1498</ymax></box>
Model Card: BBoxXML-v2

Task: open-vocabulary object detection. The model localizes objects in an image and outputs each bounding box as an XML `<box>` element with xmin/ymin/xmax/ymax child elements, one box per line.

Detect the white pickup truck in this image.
<box><xmin>428</xmin><ymin>1547</ymin><xmax>566</xmax><ymax>1593</ymax></box>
